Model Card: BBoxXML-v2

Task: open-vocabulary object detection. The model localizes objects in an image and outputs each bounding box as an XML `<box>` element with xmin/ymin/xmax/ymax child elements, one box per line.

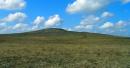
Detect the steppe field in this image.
<box><xmin>0</xmin><ymin>28</ymin><xmax>130</xmax><ymax>68</ymax></box>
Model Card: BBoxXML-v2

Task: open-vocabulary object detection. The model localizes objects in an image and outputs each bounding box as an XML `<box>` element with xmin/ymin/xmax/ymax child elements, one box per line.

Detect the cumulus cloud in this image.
<box><xmin>0</xmin><ymin>12</ymin><xmax>29</xmax><ymax>33</ymax></box>
<box><xmin>44</xmin><ymin>14</ymin><xmax>62</xmax><ymax>28</ymax></box>
<box><xmin>81</xmin><ymin>15</ymin><xmax>100</xmax><ymax>25</ymax></box>
<box><xmin>66</xmin><ymin>0</ymin><xmax>129</xmax><ymax>36</ymax></box>
<box><xmin>100</xmin><ymin>20</ymin><xmax>127</xmax><ymax>29</ymax></box>
<box><xmin>0</xmin><ymin>23</ymin><xmax>29</xmax><ymax>33</ymax></box>
<box><xmin>98</xmin><ymin>20</ymin><xmax>129</xmax><ymax>35</ymax></box>
<box><xmin>31</xmin><ymin>16</ymin><xmax>45</xmax><ymax>30</ymax></box>
<box><xmin>101</xmin><ymin>12</ymin><xmax>113</xmax><ymax>18</ymax></box>
<box><xmin>73</xmin><ymin>12</ymin><xmax>127</xmax><ymax>33</ymax></box>
<box><xmin>33</xmin><ymin>16</ymin><xmax>45</xmax><ymax>25</ymax></box>
<box><xmin>66</xmin><ymin>0</ymin><xmax>110</xmax><ymax>13</ymax></box>
<box><xmin>0</xmin><ymin>13</ymin><xmax>62</xmax><ymax>33</ymax></box>
<box><xmin>115</xmin><ymin>20</ymin><xmax>127</xmax><ymax>28</ymax></box>
<box><xmin>122</xmin><ymin>0</ymin><xmax>130</xmax><ymax>4</ymax></box>
<box><xmin>0</xmin><ymin>23</ymin><xmax>7</xmax><ymax>30</ymax></box>
<box><xmin>32</xmin><ymin>14</ymin><xmax>62</xmax><ymax>30</ymax></box>
<box><xmin>0</xmin><ymin>12</ymin><xmax>27</xmax><ymax>23</ymax></box>
<box><xmin>0</xmin><ymin>0</ymin><xmax>26</xmax><ymax>10</ymax></box>
<box><xmin>12</xmin><ymin>23</ymin><xmax>28</xmax><ymax>30</ymax></box>
<box><xmin>74</xmin><ymin>15</ymin><xmax>100</xmax><ymax>31</ymax></box>
<box><xmin>100</xmin><ymin>22</ymin><xmax>114</xmax><ymax>29</ymax></box>
<box><xmin>75</xmin><ymin>25</ymin><xmax>93</xmax><ymax>30</ymax></box>
<box><xmin>74</xmin><ymin>11</ymin><xmax>115</xmax><ymax>31</ymax></box>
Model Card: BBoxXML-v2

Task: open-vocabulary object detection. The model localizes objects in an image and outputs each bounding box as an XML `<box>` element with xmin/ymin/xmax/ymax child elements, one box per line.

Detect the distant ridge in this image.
<box><xmin>30</xmin><ymin>28</ymin><xmax>68</xmax><ymax>33</ymax></box>
<box><xmin>0</xmin><ymin>28</ymin><xmax>129</xmax><ymax>38</ymax></box>
<box><xmin>0</xmin><ymin>28</ymin><xmax>129</xmax><ymax>46</ymax></box>
<box><xmin>20</xmin><ymin>28</ymin><xmax>129</xmax><ymax>38</ymax></box>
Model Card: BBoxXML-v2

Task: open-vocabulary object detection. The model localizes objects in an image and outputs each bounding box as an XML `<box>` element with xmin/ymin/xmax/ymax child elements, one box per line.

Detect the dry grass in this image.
<box><xmin>0</xmin><ymin>29</ymin><xmax>129</xmax><ymax>68</ymax></box>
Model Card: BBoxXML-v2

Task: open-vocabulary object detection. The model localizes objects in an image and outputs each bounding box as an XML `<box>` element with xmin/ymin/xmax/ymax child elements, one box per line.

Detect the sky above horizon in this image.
<box><xmin>0</xmin><ymin>0</ymin><xmax>130</xmax><ymax>37</ymax></box>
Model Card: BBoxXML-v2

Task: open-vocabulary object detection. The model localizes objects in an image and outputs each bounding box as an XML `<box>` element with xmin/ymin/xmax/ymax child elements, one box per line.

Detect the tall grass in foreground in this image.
<box><xmin>0</xmin><ymin>44</ymin><xmax>130</xmax><ymax>68</ymax></box>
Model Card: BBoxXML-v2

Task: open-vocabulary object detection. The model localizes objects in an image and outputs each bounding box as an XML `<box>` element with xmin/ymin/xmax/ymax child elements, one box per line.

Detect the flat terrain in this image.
<box><xmin>0</xmin><ymin>28</ymin><xmax>130</xmax><ymax>68</ymax></box>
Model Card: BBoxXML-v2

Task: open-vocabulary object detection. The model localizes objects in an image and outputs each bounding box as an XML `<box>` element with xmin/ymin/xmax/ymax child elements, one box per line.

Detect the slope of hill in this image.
<box><xmin>0</xmin><ymin>28</ymin><xmax>130</xmax><ymax>68</ymax></box>
<box><xmin>0</xmin><ymin>28</ymin><xmax>129</xmax><ymax>45</ymax></box>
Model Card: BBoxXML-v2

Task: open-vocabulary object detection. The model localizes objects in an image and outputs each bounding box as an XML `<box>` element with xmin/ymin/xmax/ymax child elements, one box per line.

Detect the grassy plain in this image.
<box><xmin>0</xmin><ymin>28</ymin><xmax>129</xmax><ymax>68</ymax></box>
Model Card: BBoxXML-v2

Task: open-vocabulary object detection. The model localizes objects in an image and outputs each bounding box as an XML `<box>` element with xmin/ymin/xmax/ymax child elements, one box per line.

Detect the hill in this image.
<box><xmin>0</xmin><ymin>28</ymin><xmax>129</xmax><ymax>45</ymax></box>
<box><xmin>0</xmin><ymin>28</ymin><xmax>130</xmax><ymax>68</ymax></box>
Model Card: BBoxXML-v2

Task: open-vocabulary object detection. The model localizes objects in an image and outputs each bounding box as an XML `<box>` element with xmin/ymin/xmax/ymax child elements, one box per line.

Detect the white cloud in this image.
<box><xmin>31</xmin><ymin>25</ymin><xmax>39</xmax><ymax>30</ymax></box>
<box><xmin>74</xmin><ymin>15</ymin><xmax>100</xmax><ymax>30</ymax></box>
<box><xmin>100</xmin><ymin>22</ymin><xmax>114</xmax><ymax>29</ymax></box>
<box><xmin>0</xmin><ymin>12</ymin><xmax>27</xmax><ymax>23</ymax></box>
<box><xmin>44</xmin><ymin>14</ymin><xmax>62</xmax><ymax>28</ymax></box>
<box><xmin>0</xmin><ymin>23</ymin><xmax>6</xmax><ymax>26</ymax></box>
<box><xmin>100</xmin><ymin>20</ymin><xmax>127</xmax><ymax>29</ymax></box>
<box><xmin>73</xmin><ymin>12</ymin><xmax>128</xmax><ymax>34</ymax></box>
<box><xmin>98</xmin><ymin>20</ymin><xmax>129</xmax><ymax>36</ymax></box>
<box><xmin>0</xmin><ymin>12</ymin><xmax>29</xmax><ymax>33</ymax></box>
<box><xmin>0</xmin><ymin>13</ymin><xmax>62</xmax><ymax>33</ymax></box>
<box><xmin>12</xmin><ymin>23</ymin><xmax>28</xmax><ymax>30</ymax></box>
<box><xmin>33</xmin><ymin>16</ymin><xmax>45</xmax><ymax>25</ymax></box>
<box><xmin>75</xmin><ymin>25</ymin><xmax>93</xmax><ymax>30</ymax></box>
<box><xmin>66</xmin><ymin>0</ymin><xmax>109</xmax><ymax>13</ymax></box>
<box><xmin>115</xmin><ymin>20</ymin><xmax>126</xmax><ymax>28</ymax></box>
<box><xmin>122</xmin><ymin>0</ymin><xmax>130</xmax><ymax>4</ymax></box>
<box><xmin>0</xmin><ymin>23</ymin><xmax>29</xmax><ymax>33</ymax></box>
<box><xmin>32</xmin><ymin>15</ymin><xmax>62</xmax><ymax>30</ymax></box>
<box><xmin>0</xmin><ymin>0</ymin><xmax>26</xmax><ymax>10</ymax></box>
<box><xmin>101</xmin><ymin>12</ymin><xmax>113</xmax><ymax>18</ymax></box>
<box><xmin>66</xmin><ymin>0</ymin><xmax>129</xmax><ymax>36</ymax></box>
<box><xmin>80</xmin><ymin>15</ymin><xmax>100</xmax><ymax>26</ymax></box>
<box><xmin>0</xmin><ymin>23</ymin><xmax>7</xmax><ymax>30</ymax></box>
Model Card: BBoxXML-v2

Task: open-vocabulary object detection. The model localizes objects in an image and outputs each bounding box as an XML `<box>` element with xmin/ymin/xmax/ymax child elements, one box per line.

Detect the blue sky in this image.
<box><xmin>0</xmin><ymin>0</ymin><xmax>130</xmax><ymax>37</ymax></box>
